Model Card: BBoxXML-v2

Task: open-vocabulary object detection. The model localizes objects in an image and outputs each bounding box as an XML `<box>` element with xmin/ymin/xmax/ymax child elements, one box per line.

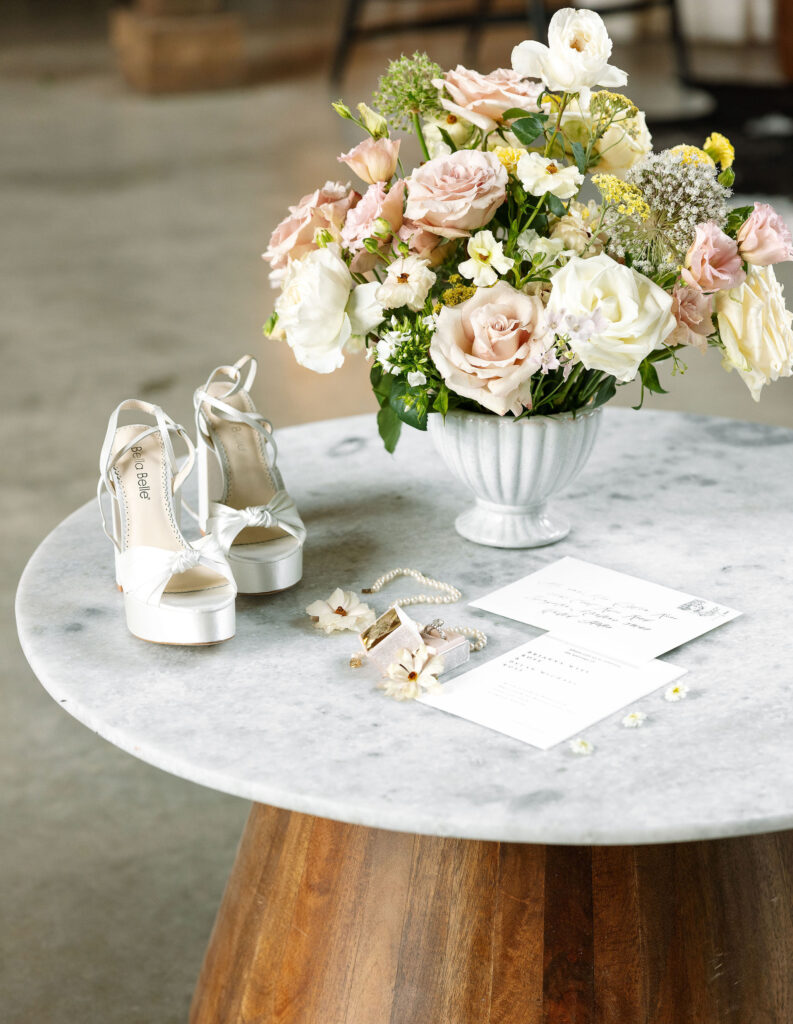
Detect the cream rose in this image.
<box><xmin>275</xmin><ymin>246</ymin><xmax>383</xmax><ymax>373</ymax></box>
<box><xmin>714</xmin><ymin>265</ymin><xmax>793</xmax><ymax>400</ymax></box>
<box><xmin>432</xmin><ymin>66</ymin><xmax>543</xmax><ymax>132</ymax></box>
<box><xmin>511</xmin><ymin>8</ymin><xmax>627</xmax><ymax>93</ymax></box>
<box><xmin>429</xmin><ymin>281</ymin><xmax>552</xmax><ymax>415</ymax></box>
<box><xmin>547</xmin><ymin>253</ymin><xmax>675</xmax><ymax>381</ymax></box>
<box><xmin>404</xmin><ymin>150</ymin><xmax>507</xmax><ymax>239</ymax></box>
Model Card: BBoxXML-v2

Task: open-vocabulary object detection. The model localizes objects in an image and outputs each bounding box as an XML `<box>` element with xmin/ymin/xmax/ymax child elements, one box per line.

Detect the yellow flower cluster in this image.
<box><xmin>590</xmin><ymin>90</ymin><xmax>638</xmax><ymax>122</ymax></box>
<box><xmin>441</xmin><ymin>276</ymin><xmax>476</xmax><ymax>306</ymax></box>
<box><xmin>592</xmin><ymin>173</ymin><xmax>650</xmax><ymax>220</ymax></box>
<box><xmin>669</xmin><ymin>144</ymin><xmax>715</xmax><ymax>168</ymax></box>
<box><xmin>703</xmin><ymin>132</ymin><xmax>734</xmax><ymax>169</ymax></box>
<box><xmin>494</xmin><ymin>146</ymin><xmax>524</xmax><ymax>175</ymax></box>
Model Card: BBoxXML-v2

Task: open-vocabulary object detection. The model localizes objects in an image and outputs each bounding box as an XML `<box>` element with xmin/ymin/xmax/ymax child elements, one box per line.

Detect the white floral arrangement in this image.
<box><xmin>263</xmin><ymin>6</ymin><xmax>793</xmax><ymax>451</ymax></box>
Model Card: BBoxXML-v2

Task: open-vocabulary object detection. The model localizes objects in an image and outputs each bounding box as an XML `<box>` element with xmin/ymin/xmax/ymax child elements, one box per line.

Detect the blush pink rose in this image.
<box><xmin>432</xmin><ymin>65</ymin><xmax>543</xmax><ymax>132</ymax></box>
<box><xmin>669</xmin><ymin>283</ymin><xmax>713</xmax><ymax>352</ymax></box>
<box><xmin>682</xmin><ymin>221</ymin><xmax>745</xmax><ymax>293</ymax></box>
<box><xmin>429</xmin><ymin>280</ymin><xmax>551</xmax><ymax>415</ymax></box>
<box><xmin>263</xmin><ymin>181</ymin><xmax>359</xmax><ymax>278</ymax></box>
<box><xmin>338</xmin><ymin>137</ymin><xmax>400</xmax><ymax>185</ymax></box>
<box><xmin>737</xmin><ymin>202</ymin><xmax>793</xmax><ymax>266</ymax></box>
<box><xmin>405</xmin><ymin>150</ymin><xmax>508</xmax><ymax>239</ymax></box>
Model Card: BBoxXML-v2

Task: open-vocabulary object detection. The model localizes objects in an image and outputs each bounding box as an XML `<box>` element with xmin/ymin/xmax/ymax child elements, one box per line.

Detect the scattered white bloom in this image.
<box><xmin>407</xmin><ymin>370</ymin><xmax>427</xmax><ymax>387</ymax></box>
<box><xmin>376</xmin><ymin>255</ymin><xmax>436</xmax><ymax>312</ymax></box>
<box><xmin>569</xmin><ymin>737</ymin><xmax>594</xmax><ymax>756</ymax></box>
<box><xmin>376</xmin><ymin>336</ymin><xmax>397</xmax><ymax>362</ymax></box>
<box><xmin>664</xmin><ymin>682</ymin><xmax>690</xmax><ymax>702</ymax></box>
<box><xmin>306</xmin><ymin>588</ymin><xmax>376</xmax><ymax>634</ymax></box>
<box><xmin>380</xmin><ymin>644</ymin><xmax>445</xmax><ymax>701</ymax></box>
<box><xmin>517</xmin><ymin>228</ymin><xmax>568</xmax><ymax>268</ymax></box>
<box><xmin>516</xmin><ymin>152</ymin><xmax>583</xmax><ymax>201</ymax></box>
<box><xmin>422</xmin><ymin>311</ymin><xmax>440</xmax><ymax>331</ymax></box>
<box><xmin>458</xmin><ymin>230</ymin><xmax>514</xmax><ymax>287</ymax></box>
<box><xmin>275</xmin><ymin>246</ymin><xmax>384</xmax><ymax>373</ymax></box>
<box><xmin>621</xmin><ymin>710</ymin><xmax>647</xmax><ymax>729</ymax></box>
<box><xmin>511</xmin><ymin>8</ymin><xmax>627</xmax><ymax>93</ymax></box>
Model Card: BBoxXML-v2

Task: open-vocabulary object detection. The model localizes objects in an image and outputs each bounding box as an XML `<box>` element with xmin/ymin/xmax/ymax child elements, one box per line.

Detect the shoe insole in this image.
<box><xmin>203</xmin><ymin>385</ymin><xmax>288</xmax><ymax>547</ymax></box>
<box><xmin>112</xmin><ymin>424</ymin><xmax>227</xmax><ymax>594</ymax></box>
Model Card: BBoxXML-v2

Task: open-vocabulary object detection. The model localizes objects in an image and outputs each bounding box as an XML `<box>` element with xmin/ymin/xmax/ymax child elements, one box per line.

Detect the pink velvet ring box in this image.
<box><xmin>359</xmin><ymin>606</ymin><xmax>469</xmax><ymax>675</ymax></box>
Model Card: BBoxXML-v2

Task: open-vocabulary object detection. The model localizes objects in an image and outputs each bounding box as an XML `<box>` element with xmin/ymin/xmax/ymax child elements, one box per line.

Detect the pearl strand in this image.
<box><xmin>362</xmin><ymin>568</ymin><xmax>487</xmax><ymax>652</ymax></box>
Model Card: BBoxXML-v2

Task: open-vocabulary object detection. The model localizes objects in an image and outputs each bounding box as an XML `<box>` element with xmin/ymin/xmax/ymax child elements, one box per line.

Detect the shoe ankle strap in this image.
<box><xmin>194</xmin><ymin>354</ymin><xmax>278</xmax><ymax>465</ymax></box>
<box><xmin>98</xmin><ymin>399</ymin><xmax>195</xmax><ymax>549</ymax></box>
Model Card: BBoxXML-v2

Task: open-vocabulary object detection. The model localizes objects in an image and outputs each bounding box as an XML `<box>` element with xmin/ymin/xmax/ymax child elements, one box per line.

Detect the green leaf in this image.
<box><xmin>591</xmin><ymin>375</ymin><xmax>617</xmax><ymax>409</ymax></box>
<box><xmin>546</xmin><ymin>193</ymin><xmax>567</xmax><ymax>218</ymax></box>
<box><xmin>639</xmin><ymin>359</ymin><xmax>668</xmax><ymax>395</ymax></box>
<box><xmin>570</xmin><ymin>140</ymin><xmax>588</xmax><ymax>175</ymax></box>
<box><xmin>262</xmin><ymin>311</ymin><xmax>278</xmax><ymax>337</ymax></box>
<box><xmin>718</xmin><ymin>166</ymin><xmax>735</xmax><ymax>187</ymax></box>
<box><xmin>511</xmin><ymin>115</ymin><xmax>548</xmax><ymax>147</ymax></box>
<box><xmin>377</xmin><ymin>403</ymin><xmax>402</xmax><ymax>453</ymax></box>
<box><xmin>370</xmin><ymin>363</ymin><xmax>393</xmax><ymax>406</ymax></box>
<box><xmin>432</xmin><ymin>384</ymin><xmax>449</xmax><ymax>417</ymax></box>
<box><xmin>438</xmin><ymin>127</ymin><xmax>458</xmax><ymax>153</ymax></box>
<box><xmin>389</xmin><ymin>384</ymin><xmax>429</xmax><ymax>431</ymax></box>
<box><xmin>501</xmin><ymin>107</ymin><xmax>548</xmax><ymax>122</ymax></box>
<box><xmin>724</xmin><ymin>204</ymin><xmax>753</xmax><ymax>238</ymax></box>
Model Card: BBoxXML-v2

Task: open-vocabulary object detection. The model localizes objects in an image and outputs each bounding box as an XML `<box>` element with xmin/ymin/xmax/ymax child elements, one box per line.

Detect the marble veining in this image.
<box><xmin>15</xmin><ymin>409</ymin><xmax>793</xmax><ymax>845</ymax></box>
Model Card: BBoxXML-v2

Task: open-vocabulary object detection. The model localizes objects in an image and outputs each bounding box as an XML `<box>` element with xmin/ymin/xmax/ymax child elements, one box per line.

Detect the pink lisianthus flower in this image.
<box><xmin>669</xmin><ymin>283</ymin><xmax>713</xmax><ymax>352</ymax></box>
<box><xmin>341</xmin><ymin>180</ymin><xmax>405</xmax><ymax>271</ymax></box>
<box><xmin>431</xmin><ymin>65</ymin><xmax>543</xmax><ymax>132</ymax></box>
<box><xmin>682</xmin><ymin>221</ymin><xmax>745</xmax><ymax>293</ymax></box>
<box><xmin>338</xmin><ymin>137</ymin><xmax>401</xmax><ymax>185</ymax></box>
<box><xmin>737</xmin><ymin>202</ymin><xmax>793</xmax><ymax>266</ymax></box>
<box><xmin>263</xmin><ymin>181</ymin><xmax>359</xmax><ymax>282</ymax></box>
<box><xmin>395</xmin><ymin>218</ymin><xmax>454</xmax><ymax>267</ymax></box>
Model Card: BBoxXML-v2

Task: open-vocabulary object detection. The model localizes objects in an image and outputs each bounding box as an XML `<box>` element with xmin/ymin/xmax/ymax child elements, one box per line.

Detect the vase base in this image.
<box><xmin>455</xmin><ymin>501</ymin><xmax>570</xmax><ymax>549</ymax></box>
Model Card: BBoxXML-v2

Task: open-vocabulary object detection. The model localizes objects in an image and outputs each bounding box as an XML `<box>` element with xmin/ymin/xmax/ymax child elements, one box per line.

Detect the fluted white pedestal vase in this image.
<box><xmin>427</xmin><ymin>407</ymin><xmax>602</xmax><ymax>549</ymax></box>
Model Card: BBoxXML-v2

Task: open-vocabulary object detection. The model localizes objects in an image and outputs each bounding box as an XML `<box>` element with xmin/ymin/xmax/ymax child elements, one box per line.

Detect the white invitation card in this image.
<box><xmin>419</xmin><ymin>634</ymin><xmax>687</xmax><ymax>749</ymax></box>
<box><xmin>470</xmin><ymin>557</ymin><xmax>740</xmax><ymax>664</ymax></box>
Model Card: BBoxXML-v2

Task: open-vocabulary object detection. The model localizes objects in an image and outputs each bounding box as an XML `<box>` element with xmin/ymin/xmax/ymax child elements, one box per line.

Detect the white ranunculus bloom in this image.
<box><xmin>376</xmin><ymin>255</ymin><xmax>436</xmax><ymax>312</ymax></box>
<box><xmin>547</xmin><ymin>253</ymin><xmax>676</xmax><ymax>382</ymax></box>
<box><xmin>275</xmin><ymin>247</ymin><xmax>383</xmax><ymax>373</ymax></box>
<box><xmin>516</xmin><ymin>152</ymin><xmax>583</xmax><ymax>200</ymax></box>
<box><xmin>512</xmin><ymin>8</ymin><xmax>627</xmax><ymax>93</ymax></box>
<box><xmin>714</xmin><ymin>265</ymin><xmax>793</xmax><ymax>401</ymax></box>
<box><xmin>458</xmin><ymin>229</ymin><xmax>514</xmax><ymax>287</ymax></box>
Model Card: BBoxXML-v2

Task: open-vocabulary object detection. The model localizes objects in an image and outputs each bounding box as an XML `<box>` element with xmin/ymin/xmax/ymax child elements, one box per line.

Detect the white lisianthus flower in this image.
<box><xmin>714</xmin><ymin>265</ymin><xmax>793</xmax><ymax>401</ymax></box>
<box><xmin>380</xmin><ymin>644</ymin><xmax>444</xmax><ymax>701</ymax></box>
<box><xmin>305</xmin><ymin>588</ymin><xmax>376</xmax><ymax>634</ymax></box>
<box><xmin>459</xmin><ymin>230</ymin><xmax>514</xmax><ymax>287</ymax></box>
<box><xmin>512</xmin><ymin>8</ymin><xmax>627</xmax><ymax>93</ymax></box>
<box><xmin>376</xmin><ymin>255</ymin><xmax>436</xmax><ymax>312</ymax></box>
<box><xmin>595</xmin><ymin>111</ymin><xmax>652</xmax><ymax>178</ymax></box>
<box><xmin>547</xmin><ymin>253</ymin><xmax>676</xmax><ymax>382</ymax></box>
<box><xmin>275</xmin><ymin>246</ymin><xmax>383</xmax><ymax>373</ymax></box>
<box><xmin>516</xmin><ymin>152</ymin><xmax>583</xmax><ymax>200</ymax></box>
<box><xmin>407</xmin><ymin>370</ymin><xmax>427</xmax><ymax>387</ymax></box>
<box><xmin>422</xmin><ymin>115</ymin><xmax>476</xmax><ymax>158</ymax></box>
<box><xmin>517</xmin><ymin>228</ymin><xmax>568</xmax><ymax>268</ymax></box>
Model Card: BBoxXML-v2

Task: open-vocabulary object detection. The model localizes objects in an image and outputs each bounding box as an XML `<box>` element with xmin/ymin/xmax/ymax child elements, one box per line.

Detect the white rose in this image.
<box><xmin>275</xmin><ymin>246</ymin><xmax>383</xmax><ymax>373</ymax></box>
<box><xmin>511</xmin><ymin>8</ymin><xmax>627</xmax><ymax>93</ymax></box>
<box><xmin>547</xmin><ymin>253</ymin><xmax>675</xmax><ymax>381</ymax></box>
<box><xmin>714</xmin><ymin>265</ymin><xmax>793</xmax><ymax>400</ymax></box>
<box><xmin>516</xmin><ymin>152</ymin><xmax>583</xmax><ymax>200</ymax></box>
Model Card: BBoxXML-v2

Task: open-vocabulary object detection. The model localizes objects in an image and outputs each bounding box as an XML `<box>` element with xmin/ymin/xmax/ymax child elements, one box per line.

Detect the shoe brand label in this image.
<box><xmin>131</xmin><ymin>445</ymin><xmax>151</xmax><ymax>499</ymax></box>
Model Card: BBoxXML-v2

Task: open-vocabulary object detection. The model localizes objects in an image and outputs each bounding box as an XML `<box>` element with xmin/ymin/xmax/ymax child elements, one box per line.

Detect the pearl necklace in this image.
<box><xmin>362</xmin><ymin>568</ymin><xmax>487</xmax><ymax>652</ymax></box>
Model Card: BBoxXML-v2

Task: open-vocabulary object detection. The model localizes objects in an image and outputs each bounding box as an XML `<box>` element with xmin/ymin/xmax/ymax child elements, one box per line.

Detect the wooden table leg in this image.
<box><xmin>190</xmin><ymin>804</ymin><xmax>793</xmax><ymax>1024</ymax></box>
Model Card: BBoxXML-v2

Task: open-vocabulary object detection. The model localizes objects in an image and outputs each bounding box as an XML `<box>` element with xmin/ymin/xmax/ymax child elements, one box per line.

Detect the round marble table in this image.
<box><xmin>16</xmin><ymin>409</ymin><xmax>793</xmax><ymax>1024</ymax></box>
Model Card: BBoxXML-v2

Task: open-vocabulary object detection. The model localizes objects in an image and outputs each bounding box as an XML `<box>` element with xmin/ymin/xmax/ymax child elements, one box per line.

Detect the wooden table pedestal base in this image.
<box><xmin>190</xmin><ymin>804</ymin><xmax>793</xmax><ymax>1024</ymax></box>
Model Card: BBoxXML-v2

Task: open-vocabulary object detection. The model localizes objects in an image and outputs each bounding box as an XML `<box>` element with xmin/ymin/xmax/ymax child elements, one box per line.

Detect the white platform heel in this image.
<box><xmin>98</xmin><ymin>399</ymin><xmax>237</xmax><ymax>645</ymax></box>
<box><xmin>193</xmin><ymin>356</ymin><xmax>306</xmax><ymax>594</ymax></box>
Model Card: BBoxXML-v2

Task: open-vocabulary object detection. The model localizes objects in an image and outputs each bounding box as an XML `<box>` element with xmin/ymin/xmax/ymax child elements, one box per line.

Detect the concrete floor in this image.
<box><xmin>3</xmin><ymin>19</ymin><xmax>793</xmax><ymax>1024</ymax></box>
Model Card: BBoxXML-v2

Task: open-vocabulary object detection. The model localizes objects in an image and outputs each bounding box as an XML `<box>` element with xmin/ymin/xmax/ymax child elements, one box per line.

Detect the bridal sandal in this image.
<box><xmin>193</xmin><ymin>355</ymin><xmax>306</xmax><ymax>594</ymax></box>
<box><xmin>98</xmin><ymin>399</ymin><xmax>237</xmax><ymax>645</ymax></box>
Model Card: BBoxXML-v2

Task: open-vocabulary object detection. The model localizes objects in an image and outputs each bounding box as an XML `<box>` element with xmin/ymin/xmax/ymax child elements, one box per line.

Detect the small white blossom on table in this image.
<box><xmin>569</xmin><ymin>737</ymin><xmax>594</xmax><ymax>756</ymax></box>
<box><xmin>664</xmin><ymin>682</ymin><xmax>690</xmax><ymax>702</ymax></box>
<box><xmin>380</xmin><ymin>644</ymin><xmax>444</xmax><ymax>701</ymax></box>
<box><xmin>306</xmin><ymin>589</ymin><xmax>375</xmax><ymax>634</ymax></box>
<box><xmin>622</xmin><ymin>710</ymin><xmax>647</xmax><ymax>728</ymax></box>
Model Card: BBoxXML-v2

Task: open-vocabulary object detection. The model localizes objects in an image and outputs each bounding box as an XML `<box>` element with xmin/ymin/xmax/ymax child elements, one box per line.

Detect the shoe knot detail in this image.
<box><xmin>171</xmin><ymin>548</ymin><xmax>201</xmax><ymax>575</ymax></box>
<box><xmin>242</xmin><ymin>505</ymin><xmax>276</xmax><ymax>529</ymax></box>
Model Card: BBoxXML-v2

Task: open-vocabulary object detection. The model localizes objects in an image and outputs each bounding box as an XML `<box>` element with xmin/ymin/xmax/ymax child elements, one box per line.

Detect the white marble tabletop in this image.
<box><xmin>16</xmin><ymin>409</ymin><xmax>793</xmax><ymax>845</ymax></box>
